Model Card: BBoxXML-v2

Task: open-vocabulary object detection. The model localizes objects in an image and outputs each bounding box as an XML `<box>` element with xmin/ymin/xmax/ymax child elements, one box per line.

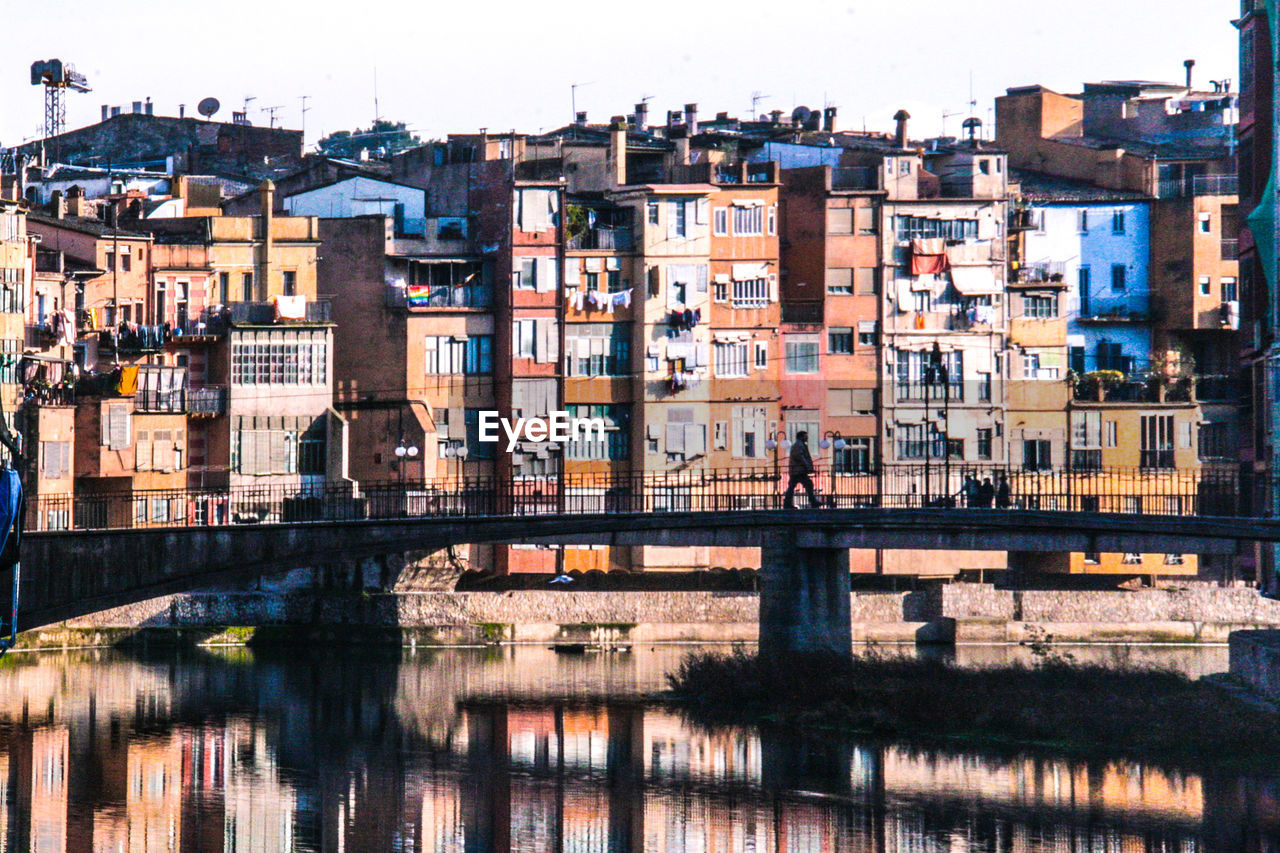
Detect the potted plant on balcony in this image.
<box><xmin>1079</xmin><ymin>370</ymin><xmax>1124</xmax><ymax>401</ymax></box>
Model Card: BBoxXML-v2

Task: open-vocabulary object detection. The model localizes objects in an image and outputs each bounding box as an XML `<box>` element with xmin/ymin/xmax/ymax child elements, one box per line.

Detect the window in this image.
<box><xmin>233</xmin><ymin>429</ymin><xmax>300</xmax><ymax>475</ymax></box>
<box><xmin>1022</xmin><ymin>439</ymin><xmax>1052</xmax><ymax>471</ymax></box>
<box><xmin>1222</xmin><ymin>276</ymin><xmax>1238</xmax><ymax>302</ymax></box>
<box><xmin>121</xmin><ymin>251</ymin><xmax>132</xmax><ymax>272</ymax></box>
<box><xmin>514</xmin><ymin>319</ymin><xmax>536</xmax><ymax>358</ymax></box>
<box><xmin>232</xmin><ymin>339</ymin><xmax>328</xmax><ymax>384</ymax></box>
<box><xmin>713</xmin><ymin>208</ymin><xmax>728</xmax><ymax>236</ymax></box>
<box><xmin>1104</xmin><ymin>420</ymin><xmax>1118</xmax><ymax>448</ymax></box>
<box><xmin>1140</xmin><ymin>414</ymin><xmax>1174</xmax><ymax>469</ymax></box>
<box><xmin>564</xmin><ymin>404</ymin><xmax>630</xmax><ymax>460</ymax></box>
<box><xmin>1071</xmin><ymin>411</ymin><xmax>1102</xmax><ymax>469</ymax></box>
<box><xmin>1084</xmin><ymin>552</ymin><xmax>1100</xmax><ymax>564</ymax></box>
<box><xmin>1022</xmin><ymin>353</ymin><xmax>1040</xmax><ymax>378</ymax></box>
<box><xmin>827</xmin><ymin>208</ymin><xmax>854</xmax><ymax>234</ymax></box>
<box><xmin>1022</xmin><ymin>294</ymin><xmax>1057</xmax><ymax>318</ymax></box>
<box><xmin>732</xmin><ymin>278</ymin><xmax>769</xmax><ymax>308</ymax></box>
<box><xmin>754</xmin><ymin>341</ymin><xmax>768</xmax><ymax>369</ymax></box>
<box><xmin>767</xmin><ymin>204</ymin><xmax>777</xmax><ymax>235</ymax></box>
<box><xmin>896</xmin><ymin>349</ymin><xmax>963</xmax><ymax>400</ymax></box>
<box><xmin>1110</xmin><ymin>264</ymin><xmax>1127</xmax><ymax>291</ymax></box>
<box><xmin>1198</xmin><ymin>421</ymin><xmax>1232</xmax><ymax>459</ymax></box>
<box><xmin>422</xmin><ymin>335</ymin><xmax>492</xmax><ymax>375</ymax></box>
<box><xmin>1077</xmin><ymin>209</ymin><xmax>1089</xmax><ymax>233</ymax></box>
<box><xmin>670</xmin><ymin>200</ymin><xmax>688</xmax><ymax>237</ymax></box>
<box><xmin>566</xmin><ymin>323</ymin><xmax>629</xmax><ymax>377</ymax></box>
<box><xmin>896</xmin><ymin>423</ymin><xmax>946</xmax><ymax>460</ymax></box>
<box><xmin>462</xmin><ymin>409</ymin><xmax>496</xmax><ymax>460</ymax></box>
<box><xmin>218</xmin><ymin>271</ymin><xmax>230</xmax><ymax>304</ymax></box>
<box><xmin>833</xmin><ymin>437</ymin><xmax>873</xmax><ymax>474</ymax></box>
<box><xmin>1078</xmin><ymin>266</ymin><xmax>1091</xmax><ymax>314</ymax></box>
<box><xmin>978</xmin><ymin>159</ymin><xmax>991</xmax><ymax>175</ymax></box>
<box><xmin>1165</xmin><ymin>553</ymin><xmax>1185</xmax><ymax>565</ymax></box>
<box><xmin>976</xmin><ymin>428</ymin><xmax>992</xmax><ymax>459</ymax></box>
<box><xmin>1199</xmin><ymin>212</ymin><xmax>1212</xmax><ymax>233</ymax></box>
<box><xmin>242</xmin><ymin>272</ymin><xmax>253</xmax><ymax>301</ymax></box>
<box><xmin>732</xmin><ymin>204</ymin><xmax>764</xmax><ymax>235</ymax></box>
<box><xmin>0</xmin><ymin>268</ymin><xmax>25</xmax><ymax>314</ymax></box>
<box><xmin>40</xmin><ymin>441</ymin><xmax>70</xmax><ymax>480</ymax></box>
<box><xmin>714</xmin><ymin>340</ymin><xmax>749</xmax><ymax>377</ymax></box>
<box><xmin>282</xmin><ymin>270</ymin><xmax>296</xmax><ymax>296</ymax></box>
<box><xmin>826</xmin><ymin>268</ymin><xmax>853</xmax><ymax>294</ymax></box>
<box><xmin>894</xmin><ymin>215</ymin><xmax>978</xmax><ymax>241</ymax></box>
<box><xmin>784</xmin><ymin>337</ymin><xmax>819</xmax><ymax>373</ymax></box>
<box><xmin>828</xmin><ymin>327</ymin><xmax>853</xmax><ymax>354</ymax></box>
<box><xmin>1111</xmin><ymin>210</ymin><xmax>1126</xmax><ymax>234</ymax></box>
<box><xmin>977</xmin><ymin>372</ymin><xmax>992</xmax><ymax>402</ymax></box>
<box><xmin>1199</xmin><ymin>275</ymin><xmax>1212</xmax><ymax>296</ymax></box>
<box><xmin>731</xmin><ymin>406</ymin><xmax>768</xmax><ymax>459</ymax></box>
<box><xmin>912</xmin><ymin>290</ymin><xmax>932</xmax><ymax>313</ymax></box>
<box><xmin>647</xmin><ymin>201</ymin><xmax>659</xmax><ymax>225</ymax></box>
<box><xmin>856</xmin><ymin>268</ymin><xmax>878</xmax><ymax>294</ymax></box>
<box><xmin>857</xmin><ymin>322</ymin><xmax>877</xmax><ymax>346</ymax></box>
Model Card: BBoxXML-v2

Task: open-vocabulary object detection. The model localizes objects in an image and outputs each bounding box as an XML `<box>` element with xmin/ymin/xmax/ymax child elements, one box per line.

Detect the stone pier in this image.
<box><xmin>759</xmin><ymin>533</ymin><xmax>851</xmax><ymax>660</ymax></box>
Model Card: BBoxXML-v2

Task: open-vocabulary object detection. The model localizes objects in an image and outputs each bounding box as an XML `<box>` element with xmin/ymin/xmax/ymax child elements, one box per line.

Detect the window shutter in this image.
<box><xmin>536</xmin><ymin>318</ymin><xmax>558</xmax><ymax>363</ymax></box>
<box><xmin>564</xmin><ymin>260</ymin><xmax>580</xmax><ymax>285</ymax></box>
<box><xmin>107</xmin><ymin>403</ymin><xmax>131</xmax><ymax>451</ymax></box>
<box><xmin>269</xmin><ymin>430</ymin><xmax>288</xmax><ymax>474</ymax></box>
<box><xmin>237</xmin><ymin>430</ymin><xmax>253</xmax><ymax>474</ymax></box>
<box><xmin>684</xmin><ymin>423</ymin><xmax>706</xmax><ymax>456</ymax></box>
<box><xmin>136</xmin><ymin>430</ymin><xmax>152</xmax><ymax>471</ymax></box>
<box><xmin>154</xmin><ymin>431</ymin><xmax>174</xmax><ymax>473</ymax></box>
<box><xmin>41</xmin><ymin>443</ymin><xmax>54</xmax><ymax>480</ymax></box>
<box><xmin>684</xmin><ymin>200</ymin><xmax>697</xmax><ymax>232</ymax></box>
<box><xmin>665</xmin><ymin>423</ymin><xmax>686</xmax><ymax>453</ymax></box>
<box><xmin>695</xmin><ymin>198</ymin><xmax>709</xmax><ymax>224</ymax></box>
<box><xmin>769</xmin><ymin>274</ymin><xmax>779</xmax><ymax>303</ymax></box>
<box><xmin>850</xmin><ymin>389</ymin><xmax>875</xmax><ymax>413</ymax></box>
<box><xmin>827</xmin><ymin>389</ymin><xmax>854</xmax><ymax>417</ymax></box>
<box><xmin>713</xmin><ymin>421</ymin><xmax>728</xmax><ymax>450</ymax></box>
<box><xmin>696</xmin><ymin>265</ymin><xmax>709</xmax><ymax>294</ymax></box>
<box><xmin>58</xmin><ymin>442</ymin><xmax>70</xmax><ymax>479</ymax></box>
<box><xmin>253</xmin><ymin>430</ymin><xmax>270</xmax><ymax>475</ymax></box>
<box><xmin>535</xmin><ymin>257</ymin><xmax>557</xmax><ymax>292</ymax></box>
<box><xmin>666</xmin><ymin>203</ymin><xmax>679</xmax><ymax>239</ymax></box>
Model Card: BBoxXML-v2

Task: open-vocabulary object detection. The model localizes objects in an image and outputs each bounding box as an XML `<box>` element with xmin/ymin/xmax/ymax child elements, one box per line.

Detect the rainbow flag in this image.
<box><xmin>406</xmin><ymin>284</ymin><xmax>433</xmax><ymax>306</ymax></box>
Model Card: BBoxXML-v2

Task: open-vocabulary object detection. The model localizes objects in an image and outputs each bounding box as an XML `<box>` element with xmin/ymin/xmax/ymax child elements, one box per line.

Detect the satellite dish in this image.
<box><xmin>197</xmin><ymin>97</ymin><xmax>220</xmax><ymax>119</ymax></box>
<box><xmin>791</xmin><ymin>106</ymin><xmax>812</xmax><ymax>124</ymax></box>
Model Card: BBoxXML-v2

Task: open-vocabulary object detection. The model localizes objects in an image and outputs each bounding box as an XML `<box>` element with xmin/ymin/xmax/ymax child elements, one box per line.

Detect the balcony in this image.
<box><xmin>1016</xmin><ymin>261</ymin><xmax>1066</xmax><ymax>284</ymax></box>
<box><xmin>1071</xmin><ymin>374</ymin><xmax>1192</xmax><ymax>403</ymax></box>
<box><xmin>100</xmin><ymin>324</ymin><xmax>168</xmax><ymax>353</ymax></box>
<box><xmin>831</xmin><ymin>167</ymin><xmax>879</xmax><ymax>191</ymax></box>
<box><xmin>1221</xmin><ymin>238</ymin><xmax>1239</xmax><ymax>260</ymax></box>
<box><xmin>188</xmin><ymin>386</ymin><xmax>228</xmax><ymax>417</ymax></box>
<box><xmin>781</xmin><ymin>302</ymin><xmax>823</xmax><ymax>325</ymax></box>
<box><xmin>385</xmin><ymin>282</ymin><xmax>492</xmax><ymax>310</ymax></box>
<box><xmin>135</xmin><ymin>388</ymin><xmax>186</xmax><ymax>413</ymax></box>
<box><xmin>566</xmin><ymin>227</ymin><xmax>634</xmax><ymax>252</ymax></box>
<box><xmin>1156</xmin><ymin>174</ymin><xmax>1238</xmax><ymax>198</ymax></box>
<box><xmin>229</xmin><ymin>299</ymin><xmax>331</xmax><ymax>325</ymax></box>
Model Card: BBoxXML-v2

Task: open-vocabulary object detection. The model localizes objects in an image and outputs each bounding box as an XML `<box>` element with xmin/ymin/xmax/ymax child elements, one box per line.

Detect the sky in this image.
<box><xmin>0</xmin><ymin>0</ymin><xmax>1240</xmax><ymax>152</ymax></box>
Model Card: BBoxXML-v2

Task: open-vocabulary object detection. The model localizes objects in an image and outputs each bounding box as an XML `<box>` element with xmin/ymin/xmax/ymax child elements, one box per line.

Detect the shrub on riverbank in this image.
<box><xmin>665</xmin><ymin>650</ymin><xmax>1280</xmax><ymax>768</ymax></box>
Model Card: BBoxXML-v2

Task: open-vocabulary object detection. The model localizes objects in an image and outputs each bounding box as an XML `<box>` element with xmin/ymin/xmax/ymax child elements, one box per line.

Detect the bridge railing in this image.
<box><xmin>23</xmin><ymin>463</ymin><xmax>1246</xmax><ymax>532</ymax></box>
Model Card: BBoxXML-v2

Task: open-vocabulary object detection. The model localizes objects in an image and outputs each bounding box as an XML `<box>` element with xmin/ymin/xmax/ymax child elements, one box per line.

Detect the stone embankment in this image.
<box><xmin>14</xmin><ymin>582</ymin><xmax>1280</xmax><ymax>649</ymax></box>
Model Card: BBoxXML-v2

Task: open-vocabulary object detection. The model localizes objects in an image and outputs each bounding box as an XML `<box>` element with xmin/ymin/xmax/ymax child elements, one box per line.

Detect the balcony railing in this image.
<box><xmin>135</xmin><ymin>389</ymin><xmax>186</xmax><ymax>413</ymax></box>
<box><xmin>1221</xmin><ymin>238</ymin><xmax>1239</xmax><ymax>260</ymax></box>
<box><xmin>831</xmin><ymin>167</ymin><xmax>879</xmax><ymax>191</ymax></box>
<box><xmin>385</xmin><ymin>283</ymin><xmax>493</xmax><ymax>310</ymax></box>
<box><xmin>100</xmin><ymin>324</ymin><xmax>168</xmax><ymax>352</ymax></box>
<box><xmin>229</xmin><ymin>300</ymin><xmax>331</xmax><ymax>324</ymax></box>
<box><xmin>1072</xmin><ymin>376</ymin><xmax>1193</xmax><ymax>403</ymax></box>
<box><xmin>781</xmin><ymin>302</ymin><xmax>823</xmax><ymax>325</ymax></box>
<box><xmin>566</xmin><ymin>227</ymin><xmax>634</xmax><ymax>251</ymax></box>
<box><xmin>1156</xmin><ymin>174</ymin><xmax>1238</xmax><ymax>198</ymax></box>
<box><xmin>1019</xmin><ymin>261</ymin><xmax>1067</xmax><ymax>283</ymax></box>
<box><xmin>188</xmin><ymin>386</ymin><xmax>228</xmax><ymax>417</ymax></box>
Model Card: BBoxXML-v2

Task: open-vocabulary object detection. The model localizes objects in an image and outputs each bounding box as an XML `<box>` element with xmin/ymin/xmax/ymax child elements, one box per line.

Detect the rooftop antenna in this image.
<box><xmin>299</xmin><ymin>95</ymin><xmax>311</xmax><ymax>145</ymax></box>
<box><xmin>751</xmin><ymin>91</ymin><xmax>770</xmax><ymax>118</ymax></box>
<box><xmin>242</xmin><ymin>95</ymin><xmax>256</xmax><ymax>116</ymax></box>
<box><xmin>942</xmin><ymin>110</ymin><xmax>961</xmax><ymax>138</ymax></box>
<box><xmin>260</xmin><ymin>105</ymin><xmax>283</xmax><ymax>128</ymax></box>
<box><xmin>373</xmin><ymin>67</ymin><xmax>381</xmax><ymax>123</ymax></box>
<box><xmin>571</xmin><ymin>81</ymin><xmax>594</xmax><ymax>122</ymax></box>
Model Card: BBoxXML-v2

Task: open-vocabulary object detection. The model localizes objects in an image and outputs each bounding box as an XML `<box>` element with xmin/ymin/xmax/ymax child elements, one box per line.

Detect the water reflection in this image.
<box><xmin>0</xmin><ymin>644</ymin><xmax>1273</xmax><ymax>852</ymax></box>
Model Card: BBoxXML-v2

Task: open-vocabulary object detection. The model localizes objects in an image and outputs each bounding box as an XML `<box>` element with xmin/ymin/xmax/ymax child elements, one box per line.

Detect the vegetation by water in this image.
<box><xmin>665</xmin><ymin>649</ymin><xmax>1280</xmax><ymax>770</ymax></box>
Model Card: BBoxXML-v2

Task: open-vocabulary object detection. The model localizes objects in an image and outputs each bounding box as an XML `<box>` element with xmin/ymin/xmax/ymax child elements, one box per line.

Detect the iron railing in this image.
<box><xmin>188</xmin><ymin>386</ymin><xmax>228</xmax><ymax>416</ymax></box>
<box><xmin>566</xmin><ymin>227</ymin><xmax>635</xmax><ymax>251</ymax></box>
<box><xmin>23</xmin><ymin>464</ymin><xmax>1246</xmax><ymax>532</ymax></box>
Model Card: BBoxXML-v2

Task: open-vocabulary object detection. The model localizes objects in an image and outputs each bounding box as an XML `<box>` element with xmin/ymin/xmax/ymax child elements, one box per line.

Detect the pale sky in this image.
<box><xmin>1</xmin><ymin>0</ymin><xmax>1240</xmax><ymax>152</ymax></box>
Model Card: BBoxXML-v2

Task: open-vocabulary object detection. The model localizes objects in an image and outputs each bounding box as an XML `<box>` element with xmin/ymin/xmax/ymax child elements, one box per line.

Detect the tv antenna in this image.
<box><xmin>751</xmin><ymin>91</ymin><xmax>770</xmax><ymax>118</ymax></box>
<box><xmin>260</xmin><ymin>105</ymin><xmax>283</xmax><ymax>128</ymax></box>
<box><xmin>299</xmin><ymin>95</ymin><xmax>311</xmax><ymax>142</ymax></box>
<box><xmin>941</xmin><ymin>110</ymin><xmax>961</xmax><ymax>138</ymax></box>
<box><xmin>571</xmin><ymin>81</ymin><xmax>594</xmax><ymax>120</ymax></box>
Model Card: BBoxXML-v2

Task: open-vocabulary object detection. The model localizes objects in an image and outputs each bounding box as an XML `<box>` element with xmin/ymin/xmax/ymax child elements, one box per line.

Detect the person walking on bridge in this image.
<box><xmin>784</xmin><ymin>431</ymin><xmax>821</xmax><ymax>509</ymax></box>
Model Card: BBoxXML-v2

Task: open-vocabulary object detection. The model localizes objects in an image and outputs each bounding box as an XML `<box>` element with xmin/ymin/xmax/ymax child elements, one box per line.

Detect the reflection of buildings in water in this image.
<box><xmin>0</xmin><ymin>650</ymin><xmax>1274</xmax><ymax>852</ymax></box>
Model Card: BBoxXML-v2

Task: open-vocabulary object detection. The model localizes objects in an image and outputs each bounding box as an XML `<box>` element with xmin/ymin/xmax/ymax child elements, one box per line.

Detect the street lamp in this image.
<box><xmin>922</xmin><ymin>343</ymin><xmax>949</xmax><ymax>507</ymax></box>
<box><xmin>819</xmin><ymin>431</ymin><xmax>847</xmax><ymax>451</ymax></box>
<box><xmin>394</xmin><ymin>441</ymin><xmax>419</xmax><ymax>490</ymax></box>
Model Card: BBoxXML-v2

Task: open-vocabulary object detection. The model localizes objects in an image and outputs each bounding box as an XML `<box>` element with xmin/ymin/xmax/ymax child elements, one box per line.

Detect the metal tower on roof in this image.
<box><xmin>30</xmin><ymin>59</ymin><xmax>91</xmax><ymax>144</ymax></box>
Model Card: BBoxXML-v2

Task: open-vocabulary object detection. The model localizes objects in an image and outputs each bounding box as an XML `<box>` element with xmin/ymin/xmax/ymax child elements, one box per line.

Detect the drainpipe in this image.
<box><xmin>258</xmin><ymin>180</ymin><xmax>274</xmax><ymax>301</ymax></box>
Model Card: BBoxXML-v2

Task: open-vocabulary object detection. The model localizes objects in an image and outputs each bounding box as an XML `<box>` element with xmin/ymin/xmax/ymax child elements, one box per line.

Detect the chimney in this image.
<box><xmin>1184</xmin><ymin>59</ymin><xmax>1196</xmax><ymax>89</ymax></box>
<box><xmin>575</xmin><ymin>111</ymin><xmax>588</xmax><ymax>127</ymax></box>
<box><xmin>770</xmin><ymin>109</ymin><xmax>784</xmax><ymax>126</ymax></box>
<box><xmin>66</xmin><ymin>186</ymin><xmax>85</xmax><ymax>218</ymax></box>
<box><xmin>101</xmin><ymin>105</ymin><xmax>109</xmax><ymax>122</ymax></box>
<box><xmin>258</xmin><ymin>180</ymin><xmax>274</xmax><ymax>301</ymax></box>
<box><xmin>179</xmin><ymin>103</ymin><xmax>185</xmax><ymax>119</ymax></box>
<box><xmin>145</xmin><ymin>97</ymin><xmax>153</xmax><ymax>115</ymax></box>
<box><xmin>684</xmin><ymin>103</ymin><xmax>698</xmax><ymax>135</ymax></box>
<box><xmin>50</xmin><ymin>189</ymin><xmax>64</xmax><ymax>219</ymax></box>
<box><xmin>666</xmin><ymin>110</ymin><xmax>682</xmax><ymax>130</ymax></box>
<box><xmin>893</xmin><ymin>109</ymin><xmax>911</xmax><ymax>148</ymax></box>
<box><xmin>132</xmin><ymin>101</ymin><xmax>142</xmax><ymax>114</ymax></box>
<box><xmin>823</xmin><ymin>106</ymin><xmax>838</xmax><ymax>132</ymax></box>
<box><xmin>111</xmin><ymin>106</ymin><xmax>121</xmax><ymax>117</ymax></box>
<box><xmin>716</xmin><ymin>111</ymin><xmax>729</xmax><ymax>121</ymax></box>
<box><xmin>608</xmin><ymin>118</ymin><xmax>628</xmax><ymax>188</ymax></box>
<box><xmin>634</xmin><ymin>102</ymin><xmax>648</xmax><ymax>132</ymax></box>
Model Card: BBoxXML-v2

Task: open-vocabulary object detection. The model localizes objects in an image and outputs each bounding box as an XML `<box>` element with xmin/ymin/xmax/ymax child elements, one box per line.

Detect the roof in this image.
<box><xmin>1052</xmin><ymin>134</ymin><xmax>1233</xmax><ymax>161</ymax></box>
<box><xmin>1012</xmin><ymin>169</ymin><xmax>1148</xmax><ymax>203</ymax></box>
<box><xmin>27</xmin><ymin>212</ymin><xmax>153</xmax><ymax>240</ymax></box>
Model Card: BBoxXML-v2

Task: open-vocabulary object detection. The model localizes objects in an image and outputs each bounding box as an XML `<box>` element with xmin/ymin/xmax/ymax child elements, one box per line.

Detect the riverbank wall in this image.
<box><xmin>14</xmin><ymin>582</ymin><xmax>1280</xmax><ymax>649</ymax></box>
<box><xmin>1229</xmin><ymin>630</ymin><xmax>1280</xmax><ymax>704</ymax></box>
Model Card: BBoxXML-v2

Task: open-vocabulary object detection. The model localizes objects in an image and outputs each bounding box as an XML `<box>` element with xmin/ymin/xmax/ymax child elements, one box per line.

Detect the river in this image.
<box><xmin>0</xmin><ymin>642</ymin><xmax>1274</xmax><ymax>852</ymax></box>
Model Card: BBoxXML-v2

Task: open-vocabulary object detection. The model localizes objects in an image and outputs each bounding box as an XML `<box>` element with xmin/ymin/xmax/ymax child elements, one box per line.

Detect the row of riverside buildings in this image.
<box><xmin>0</xmin><ymin>71</ymin><xmax>1254</xmax><ymax>581</ymax></box>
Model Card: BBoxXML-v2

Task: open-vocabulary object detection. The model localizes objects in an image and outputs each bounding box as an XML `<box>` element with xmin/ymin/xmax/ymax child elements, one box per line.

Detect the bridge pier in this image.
<box><xmin>759</xmin><ymin>534</ymin><xmax>851</xmax><ymax>661</ymax></box>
